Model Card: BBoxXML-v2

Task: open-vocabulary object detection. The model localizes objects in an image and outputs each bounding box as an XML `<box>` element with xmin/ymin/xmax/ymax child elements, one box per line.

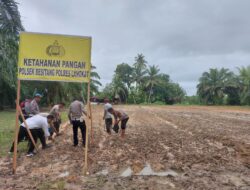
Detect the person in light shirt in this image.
<box><xmin>103</xmin><ymin>99</ymin><xmax>113</xmax><ymax>134</ymax></box>
<box><xmin>29</xmin><ymin>93</ymin><xmax>42</xmax><ymax>117</ymax></box>
<box><xmin>68</xmin><ymin>98</ymin><xmax>88</xmax><ymax>147</ymax></box>
<box><xmin>9</xmin><ymin>114</ymin><xmax>54</xmax><ymax>157</ymax></box>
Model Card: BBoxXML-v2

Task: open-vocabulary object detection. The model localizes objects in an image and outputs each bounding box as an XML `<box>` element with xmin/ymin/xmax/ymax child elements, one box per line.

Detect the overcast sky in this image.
<box><xmin>16</xmin><ymin>0</ymin><xmax>250</xmax><ymax>95</ymax></box>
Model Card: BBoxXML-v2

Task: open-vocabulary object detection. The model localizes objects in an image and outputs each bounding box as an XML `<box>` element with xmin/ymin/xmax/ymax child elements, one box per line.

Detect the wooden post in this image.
<box><xmin>12</xmin><ymin>80</ymin><xmax>21</xmax><ymax>174</ymax></box>
<box><xmin>89</xmin><ymin>101</ymin><xmax>93</xmax><ymax>144</ymax></box>
<box><xmin>83</xmin><ymin>81</ymin><xmax>91</xmax><ymax>175</ymax></box>
<box><xmin>17</xmin><ymin>105</ymin><xmax>38</xmax><ymax>151</ymax></box>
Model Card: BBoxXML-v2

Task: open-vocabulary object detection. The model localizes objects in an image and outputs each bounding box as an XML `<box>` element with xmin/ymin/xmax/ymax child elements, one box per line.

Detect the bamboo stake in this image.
<box><xmin>17</xmin><ymin>105</ymin><xmax>38</xmax><ymax>151</ymax></box>
<box><xmin>89</xmin><ymin>101</ymin><xmax>93</xmax><ymax>144</ymax></box>
<box><xmin>12</xmin><ymin>80</ymin><xmax>21</xmax><ymax>174</ymax></box>
<box><xmin>83</xmin><ymin>81</ymin><xmax>91</xmax><ymax>175</ymax></box>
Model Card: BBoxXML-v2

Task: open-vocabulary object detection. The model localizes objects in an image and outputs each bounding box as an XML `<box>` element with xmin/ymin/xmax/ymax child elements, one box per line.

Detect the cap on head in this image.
<box><xmin>34</xmin><ymin>93</ymin><xmax>42</xmax><ymax>98</ymax></box>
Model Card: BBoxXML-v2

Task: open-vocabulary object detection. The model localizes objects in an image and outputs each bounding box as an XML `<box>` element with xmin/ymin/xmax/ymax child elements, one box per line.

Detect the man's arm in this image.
<box><xmin>82</xmin><ymin>110</ymin><xmax>88</xmax><ymax>116</ymax></box>
<box><xmin>57</xmin><ymin>108</ymin><xmax>61</xmax><ymax>118</ymax></box>
<box><xmin>68</xmin><ymin>105</ymin><xmax>72</xmax><ymax>121</ymax></box>
<box><xmin>103</xmin><ymin>110</ymin><xmax>107</xmax><ymax>120</ymax></box>
<box><xmin>50</xmin><ymin>121</ymin><xmax>59</xmax><ymax>135</ymax></box>
<box><xmin>55</xmin><ymin>108</ymin><xmax>60</xmax><ymax>120</ymax></box>
<box><xmin>115</xmin><ymin>118</ymin><xmax>121</xmax><ymax>124</ymax></box>
<box><xmin>113</xmin><ymin>112</ymin><xmax>119</xmax><ymax>124</ymax></box>
<box><xmin>42</xmin><ymin>122</ymin><xmax>50</xmax><ymax>138</ymax></box>
<box><xmin>81</xmin><ymin>103</ymin><xmax>88</xmax><ymax>117</ymax></box>
<box><xmin>49</xmin><ymin>106</ymin><xmax>54</xmax><ymax>115</ymax></box>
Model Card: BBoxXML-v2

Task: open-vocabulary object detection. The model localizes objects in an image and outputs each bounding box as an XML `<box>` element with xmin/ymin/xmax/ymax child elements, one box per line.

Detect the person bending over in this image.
<box><xmin>108</xmin><ymin>108</ymin><xmax>129</xmax><ymax>138</ymax></box>
<box><xmin>9</xmin><ymin>114</ymin><xmax>54</xmax><ymax>157</ymax></box>
<box><xmin>26</xmin><ymin>114</ymin><xmax>54</xmax><ymax>157</ymax></box>
<box><xmin>49</xmin><ymin>102</ymin><xmax>65</xmax><ymax>136</ymax></box>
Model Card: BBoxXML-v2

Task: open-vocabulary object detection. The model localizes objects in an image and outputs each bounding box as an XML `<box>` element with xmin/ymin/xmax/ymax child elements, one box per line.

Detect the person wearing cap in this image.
<box><xmin>9</xmin><ymin>114</ymin><xmax>54</xmax><ymax>157</ymax></box>
<box><xmin>68</xmin><ymin>98</ymin><xmax>88</xmax><ymax>147</ymax></box>
<box><xmin>29</xmin><ymin>93</ymin><xmax>42</xmax><ymax>117</ymax></box>
<box><xmin>103</xmin><ymin>98</ymin><xmax>113</xmax><ymax>134</ymax></box>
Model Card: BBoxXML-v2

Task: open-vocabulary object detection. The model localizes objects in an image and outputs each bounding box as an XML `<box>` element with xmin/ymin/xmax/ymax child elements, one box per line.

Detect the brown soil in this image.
<box><xmin>0</xmin><ymin>105</ymin><xmax>250</xmax><ymax>189</ymax></box>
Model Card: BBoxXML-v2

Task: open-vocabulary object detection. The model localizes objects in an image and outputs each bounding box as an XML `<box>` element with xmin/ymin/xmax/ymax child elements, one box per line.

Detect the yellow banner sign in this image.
<box><xmin>18</xmin><ymin>32</ymin><xmax>91</xmax><ymax>83</ymax></box>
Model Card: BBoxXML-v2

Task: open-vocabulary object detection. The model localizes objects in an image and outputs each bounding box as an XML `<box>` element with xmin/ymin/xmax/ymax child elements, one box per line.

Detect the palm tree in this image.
<box><xmin>197</xmin><ymin>68</ymin><xmax>236</xmax><ymax>105</ymax></box>
<box><xmin>130</xmin><ymin>54</ymin><xmax>148</xmax><ymax>103</ymax></box>
<box><xmin>238</xmin><ymin>66</ymin><xmax>250</xmax><ymax>105</ymax></box>
<box><xmin>111</xmin><ymin>75</ymin><xmax>128</xmax><ymax>103</ymax></box>
<box><xmin>0</xmin><ymin>0</ymin><xmax>24</xmax><ymax>109</ymax></box>
<box><xmin>90</xmin><ymin>65</ymin><xmax>102</xmax><ymax>95</ymax></box>
<box><xmin>81</xmin><ymin>65</ymin><xmax>102</xmax><ymax>102</ymax></box>
<box><xmin>145</xmin><ymin>65</ymin><xmax>161</xmax><ymax>103</ymax></box>
<box><xmin>0</xmin><ymin>0</ymin><xmax>24</xmax><ymax>35</ymax></box>
<box><xmin>132</xmin><ymin>54</ymin><xmax>147</xmax><ymax>89</ymax></box>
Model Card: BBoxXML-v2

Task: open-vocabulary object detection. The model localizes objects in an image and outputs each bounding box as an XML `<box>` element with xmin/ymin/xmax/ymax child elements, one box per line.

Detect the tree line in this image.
<box><xmin>98</xmin><ymin>54</ymin><xmax>185</xmax><ymax>104</ymax></box>
<box><xmin>197</xmin><ymin>67</ymin><xmax>250</xmax><ymax>105</ymax></box>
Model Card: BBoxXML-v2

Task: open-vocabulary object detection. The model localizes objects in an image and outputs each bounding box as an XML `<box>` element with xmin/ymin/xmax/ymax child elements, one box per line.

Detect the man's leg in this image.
<box><xmin>36</xmin><ymin>128</ymin><xmax>47</xmax><ymax>148</ymax></box>
<box><xmin>120</xmin><ymin>118</ymin><xmax>129</xmax><ymax>138</ymax></box>
<box><xmin>79</xmin><ymin>120</ymin><xmax>86</xmax><ymax>146</ymax></box>
<box><xmin>53</xmin><ymin>121</ymin><xmax>60</xmax><ymax>134</ymax></box>
<box><xmin>57</xmin><ymin>119</ymin><xmax>61</xmax><ymax>133</ymax></box>
<box><xmin>105</xmin><ymin>118</ymin><xmax>112</xmax><ymax>134</ymax></box>
<box><xmin>72</xmin><ymin>120</ymin><xmax>79</xmax><ymax>146</ymax></box>
<box><xmin>27</xmin><ymin>129</ymin><xmax>38</xmax><ymax>153</ymax></box>
<box><xmin>9</xmin><ymin>126</ymin><xmax>27</xmax><ymax>152</ymax></box>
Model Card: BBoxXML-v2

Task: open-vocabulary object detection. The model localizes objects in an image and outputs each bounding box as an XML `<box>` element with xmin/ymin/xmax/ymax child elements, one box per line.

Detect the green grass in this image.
<box><xmin>61</xmin><ymin>111</ymin><xmax>68</xmax><ymax>122</ymax></box>
<box><xmin>0</xmin><ymin>111</ymin><xmax>16</xmax><ymax>157</ymax></box>
<box><xmin>0</xmin><ymin>111</ymin><xmax>30</xmax><ymax>157</ymax></box>
<box><xmin>37</xmin><ymin>180</ymin><xmax>65</xmax><ymax>190</ymax></box>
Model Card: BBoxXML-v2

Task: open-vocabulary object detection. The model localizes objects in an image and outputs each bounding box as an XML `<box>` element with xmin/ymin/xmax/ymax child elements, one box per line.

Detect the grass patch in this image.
<box><xmin>37</xmin><ymin>182</ymin><xmax>52</xmax><ymax>190</ymax></box>
<box><xmin>37</xmin><ymin>180</ymin><xmax>65</xmax><ymax>190</ymax></box>
<box><xmin>61</xmin><ymin>111</ymin><xmax>68</xmax><ymax>122</ymax></box>
<box><xmin>0</xmin><ymin>111</ymin><xmax>16</xmax><ymax>157</ymax></box>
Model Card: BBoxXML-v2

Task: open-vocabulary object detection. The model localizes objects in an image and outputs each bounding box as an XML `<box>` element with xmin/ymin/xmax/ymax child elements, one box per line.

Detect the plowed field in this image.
<box><xmin>0</xmin><ymin>105</ymin><xmax>250</xmax><ymax>189</ymax></box>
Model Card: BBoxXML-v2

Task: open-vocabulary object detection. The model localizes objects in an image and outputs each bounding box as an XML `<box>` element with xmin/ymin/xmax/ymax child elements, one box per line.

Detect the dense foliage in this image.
<box><xmin>98</xmin><ymin>54</ymin><xmax>186</xmax><ymax>104</ymax></box>
<box><xmin>197</xmin><ymin>67</ymin><xmax>250</xmax><ymax>105</ymax></box>
<box><xmin>0</xmin><ymin>0</ymin><xmax>24</xmax><ymax>109</ymax></box>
